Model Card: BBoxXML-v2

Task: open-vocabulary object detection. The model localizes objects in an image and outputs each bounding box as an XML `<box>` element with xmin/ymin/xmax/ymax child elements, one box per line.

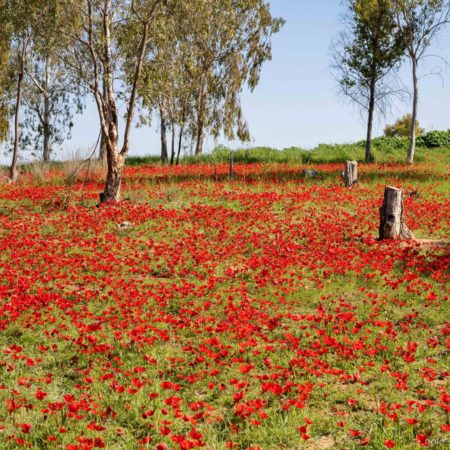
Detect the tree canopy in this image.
<box><xmin>334</xmin><ymin>0</ymin><xmax>405</xmax><ymax>162</ymax></box>
<box><xmin>384</xmin><ymin>113</ymin><xmax>424</xmax><ymax>137</ymax></box>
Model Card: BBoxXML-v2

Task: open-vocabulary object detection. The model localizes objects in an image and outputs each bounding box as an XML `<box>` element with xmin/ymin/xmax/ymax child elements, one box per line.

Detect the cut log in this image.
<box><xmin>379</xmin><ymin>186</ymin><xmax>414</xmax><ymax>240</ymax></box>
<box><xmin>342</xmin><ymin>160</ymin><xmax>358</xmax><ymax>187</ymax></box>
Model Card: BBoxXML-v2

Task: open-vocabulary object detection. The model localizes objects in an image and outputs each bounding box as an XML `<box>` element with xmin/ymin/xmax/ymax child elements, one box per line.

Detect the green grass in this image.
<box><xmin>125</xmin><ymin>141</ymin><xmax>450</xmax><ymax>167</ymax></box>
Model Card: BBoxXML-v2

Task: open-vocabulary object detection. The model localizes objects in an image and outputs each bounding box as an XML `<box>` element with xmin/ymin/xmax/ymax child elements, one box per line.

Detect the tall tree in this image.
<box><xmin>185</xmin><ymin>0</ymin><xmax>284</xmax><ymax>155</ymax></box>
<box><xmin>2</xmin><ymin>0</ymin><xmax>66</xmax><ymax>178</ymax></box>
<box><xmin>393</xmin><ymin>0</ymin><xmax>450</xmax><ymax>163</ymax></box>
<box><xmin>135</xmin><ymin>1</ymin><xmax>282</xmax><ymax>163</ymax></box>
<box><xmin>0</xmin><ymin>8</ymin><xmax>12</xmax><ymax>144</ymax></box>
<box><xmin>138</xmin><ymin>4</ymin><xmax>194</xmax><ymax>164</ymax></box>
<box><xmin>22</xmin><ymin>1</ymin><xmax>84</xmax><ymax>162</ymax></box>
<box><xmin>23</xmin><ymin>54</ymin><xmax>83</xmax><ymax>162</ymax></box>
<box><xmin>60</xmin><ymin>0</ymin><xmax>163</xmax><ymax>203</ymax></box>
<box><xmin>137</xmin><ymin>8</ymin><xmax>182</xmax><ymax>164</ymax></box>
<box><xmin>2</xmin><ymin>0</ymin><xmax>38</xmax><ymax>181</ymax></box>
<box><xmin>334</xmin><ymin>0</ymin><xmax>405</xmax><ymax>163</ymax></box>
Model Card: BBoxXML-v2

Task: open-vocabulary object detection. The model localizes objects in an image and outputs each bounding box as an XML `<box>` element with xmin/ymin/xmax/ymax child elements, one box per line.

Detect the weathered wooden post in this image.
<box><xmin>342</xmin><ymin>160</ymin><xmax>358</xmax><ymax>187</ymax></box>
<box><xmin>379</xmin><ymin>186</ymin><xmax>414</xmax><ymax>240</ymax></box>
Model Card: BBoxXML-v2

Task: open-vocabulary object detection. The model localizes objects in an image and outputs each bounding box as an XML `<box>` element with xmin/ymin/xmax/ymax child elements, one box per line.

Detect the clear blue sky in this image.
<box><xmin>63</xmin><ymin>0</ymin><xmax>450</xmax><ymax>157</ymax></box>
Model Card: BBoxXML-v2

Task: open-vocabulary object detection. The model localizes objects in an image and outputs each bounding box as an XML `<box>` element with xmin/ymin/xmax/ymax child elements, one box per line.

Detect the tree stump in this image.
<box><xmin>342</xmin><ymin>160</ymin><xmax>358</xmax><ymax>187</ymax></box>
<box><xmin>379</xmin><ymin>186</ymin><xmax>414</xmax><ymax>240</ymax></box>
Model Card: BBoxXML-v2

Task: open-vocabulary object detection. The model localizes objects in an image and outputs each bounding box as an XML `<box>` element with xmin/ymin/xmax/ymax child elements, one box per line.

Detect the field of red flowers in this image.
<box><xmin>0</xmin><ymin>160</ymin><xmax>449</xmax><ymax>449</ymax></box>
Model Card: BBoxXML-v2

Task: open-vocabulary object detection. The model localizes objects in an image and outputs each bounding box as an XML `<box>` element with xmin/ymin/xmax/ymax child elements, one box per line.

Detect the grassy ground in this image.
<box><xmin>0</xmin><ymin>151</ymin><xmax>449</xmax><ymax>449</ymax></box>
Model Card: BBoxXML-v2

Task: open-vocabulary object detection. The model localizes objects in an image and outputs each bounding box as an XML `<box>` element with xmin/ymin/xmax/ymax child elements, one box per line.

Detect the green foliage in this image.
<box><xmin>0</xmin><ymin>4</ymin><xmax>13</xmax><ymax>141</ymax></box>
<box><xmin>334</xmin><ymin>0</ymin><xmax>406</xmax><ymax>162</ymax></box>
<box><xmin>346</xmin><ymin>0</ymin><xmax>405</xmax><ymax>85</ymax></box>
<box><xmin>417</xmin><ymin>130</ymin><xmax>450</xmax><ymax>148</ymax></box>
<box><xmin>360</xmin><ymin>135</ymin><xmax>409</xmax><ymax>150</ymax></box>
<box><xmin>392</xmin><ymin>0</ymin><xmax>450</xmax><ymax>162</ymax></box>
<box><xmin>384</xmin><ymin>114</ymin><xmax>424</xmax><ymax>137</ymax></box>
<box><xmin>137</xmin><ymin>0</ymin><xmax>285</xmax><ymax>160</ymax></box>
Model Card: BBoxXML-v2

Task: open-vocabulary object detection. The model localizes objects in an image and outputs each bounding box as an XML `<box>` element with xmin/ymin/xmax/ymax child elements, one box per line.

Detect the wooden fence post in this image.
<box><xmin>342</xmin><ymin>160</ymin><xmax>358</xmax><ymax>187</ymax></box>
<box><xmin>379</xmin><ymin>186</ymin><xmax>414</xmax><ymax>240</ymax></box>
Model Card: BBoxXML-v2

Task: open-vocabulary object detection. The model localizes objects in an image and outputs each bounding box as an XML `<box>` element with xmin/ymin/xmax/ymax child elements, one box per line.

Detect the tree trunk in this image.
<box><xmin>195</xmin><ymin>79</ymin><xmax>207</xmax><ymax>156</ymax></box>
<box><xmin>99</xmin><ymin>107</ymin><xmax>121</xmax><ymax>203</ymax></box>
<box><xmin>10</xmin><ymin>37</ymin><xmax>27</xmax><ymax>182</ymax></box>
<box><xmin>42</xmin><ymin>102</ymin><xmax>51</xmax><ymax>162</ymax></box>
<box><xmin>100</xmin><ymin>144</ymin><xmax>124</xmax><ymax>203</ymax></box>
<box><xmin>407</xmin><ymin>58</ymin><xmax>418</xmax><ymax>164</ymax></box>
<box><xmin>343</xmin><ymin>160</ymin><xmax>358</xmax><ymax>187</ymax></box>
<box><xmin>42</xmin><ymin>57</ymin><xmax>51</xmax><ymax>163</ymax></box>
<box><xmin>176</xmin><ymin>124</ymin><xmax>184</xmax><ymax>165</ymax></box>
<box><xmin>98</xmin><ymin>80</ymin><xmax>108</xmax><ymax>163</ymax></box>
<box><xmin>195</xmin><ymin>116</ymin><xmax>205</xmax><ymax>156</ymax></box>
<box><xmin>379</xmin><ymin>186</ymin><xmax>413</xmax><ymax>240</ymax></box>
<box><xmin>99</xmin><ymin>130</ymin><xmax>107</xmax><ymax>163</ymax></box>
<box><xmin>99</xmin><ymin>113</ymin><xmax>121</xmax><ymax>203</ymax></box>
<box><xmin>229</xmin><ymin>151</ymin><xmax>234</xmax><ymax>179</ymax></box>
<box><xmin>170</xmin><ymin>123</ymin><xmax>176</xmax><ymax>165</ymax></box>
<box><xmin>365</xmin><ymin>76</ymin><xmax>376</xmax><ymax>163</ymax></box>
<box><xmin>96</xmin><ymin>0</ymin><xmax>152</xmax><ymax>204</ymax></box>
<box><xmin>160</xmin><ymin>108</ymin><xmax>168</xmax><ymax>164</ymax></box>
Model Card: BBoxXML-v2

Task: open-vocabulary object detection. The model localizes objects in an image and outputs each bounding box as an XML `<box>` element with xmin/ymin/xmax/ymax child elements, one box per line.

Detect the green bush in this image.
<box><xmin>417</xmin><ymin>130</ymin><xmax>450</xmax><ymax>148</ymax></box>
<box><xmin>357</xmin><ymin>136</ymin><xmax>409</xmax><ymax>151</ymax></box>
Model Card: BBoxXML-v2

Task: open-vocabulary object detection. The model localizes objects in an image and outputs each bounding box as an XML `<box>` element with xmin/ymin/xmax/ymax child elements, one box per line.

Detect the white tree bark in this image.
<box><xmin>379</xmin><ymin>186</ymin><xmax>413</xmax><ymax>240</ymax></box>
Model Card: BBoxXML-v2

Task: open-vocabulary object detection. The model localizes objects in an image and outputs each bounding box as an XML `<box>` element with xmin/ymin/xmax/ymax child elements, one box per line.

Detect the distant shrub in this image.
<box><xmin>417</xmin><ymin>130</ymin><xmax>450</xmax><ymax>148</ymax></box>
<box><xmin>357</xmin><ymin>136</ymin><xmax>409</xmax><ymax>151</ymax></box>
<box><xmin>384</xmin><ymin>114</ymin><xmax>424</xmax><ymax>137</ymax></box>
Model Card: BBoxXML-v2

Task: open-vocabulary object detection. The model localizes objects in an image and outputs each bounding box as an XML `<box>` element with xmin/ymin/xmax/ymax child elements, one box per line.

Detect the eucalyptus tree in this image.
<box><xmin>2</xmin><ymin>0</ymin><xmax>41</xmax><ymax>181</ymax></box>
<box><xmin>23</xmin><ymin>52</ymin><xmax>84</xmax><ymax>162</ymax></box>
<box><xmin>393</xmin><ymin>0</ymin><xmax>450</xmax><ymax>163</ymax></box>
<box><xmin>20</xmin><ymin>1</ymin><xmax>85</xmax><ymax>162</ymax></box>
<box><xmin>0</xmin><ymin>10</ymin><xmax>12</xmax><ymax>144</ymax></box>
<box><xmin>138</xmin><ymin>21</ymin><xmax>177</xmax><ymax>164</ymax></box>
<box><xmin>334</xmin><ymin>0</ymin><xmax>405</xmax><ymax>163</ymax></box>
<box><xmin>60</xmin><ymin>0</ymin><xmax>164</xmax><ymax>203</ymax></box>
<box><xmin>137</xmin><ymin>3</ymin><xmax>195</xmax><ymax>164</ymax></box>
<box><xmin>1</xmin><ymin>0</ymin><xmax>69</xmax><ymax>178</ymax></box>
<box><xmin>134</xmin><ymin>0</ymin><xmax>282</xmax><ymax>164</ymax></box>
<box><xmin>185</xmin><ymin>0</ymin><xmax>284</xmax><ymax>155</ymax></box>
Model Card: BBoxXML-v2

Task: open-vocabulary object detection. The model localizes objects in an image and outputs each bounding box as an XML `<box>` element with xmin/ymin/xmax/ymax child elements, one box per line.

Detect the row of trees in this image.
<box><xmin>0</xmin><ymin>0</ymin><xmax>283</xmax><ymax>202</ymax></box>
<box><xmin>335</xmin><ymin>0</ymin><xmax>450</xmax><ymax>164</ymax></box>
